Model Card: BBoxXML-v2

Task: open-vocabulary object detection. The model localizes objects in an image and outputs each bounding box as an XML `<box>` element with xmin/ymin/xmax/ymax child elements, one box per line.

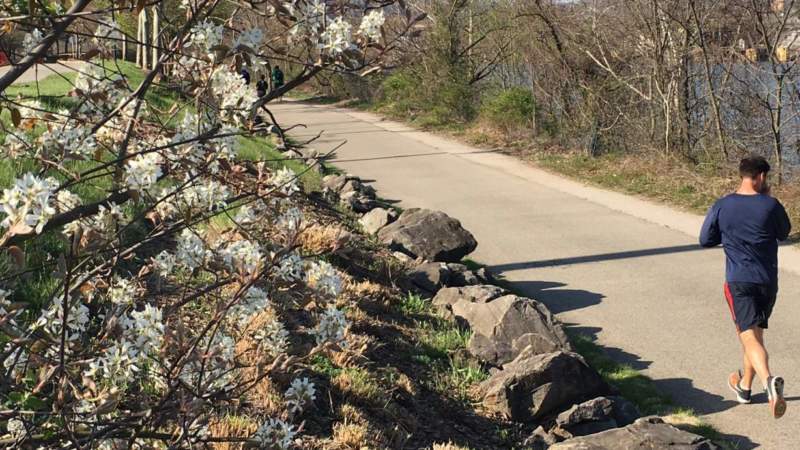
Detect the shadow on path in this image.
<box><xmin>490</xmin><ymin>244</ymin><xmax>710</xmax><ymax>272</ymax></box>
<box><xmin>506</xmin><ymin>280</ymin><xmax>605</xmax><ymax>314</ymax></box>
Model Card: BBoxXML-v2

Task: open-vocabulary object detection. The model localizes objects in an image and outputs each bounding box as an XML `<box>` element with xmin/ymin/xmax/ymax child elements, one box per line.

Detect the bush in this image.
<box><xmin>480</xmin><ymin>87</ymin><xmax>535</xmax><ymax>132</ymax></box>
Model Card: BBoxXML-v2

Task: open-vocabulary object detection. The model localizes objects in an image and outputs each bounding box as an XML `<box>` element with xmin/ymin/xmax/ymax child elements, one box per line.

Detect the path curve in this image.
<box><xmin>274</xmin><ymin>100</ymin><xmax>800</xmax><ymax>449</ymax></box>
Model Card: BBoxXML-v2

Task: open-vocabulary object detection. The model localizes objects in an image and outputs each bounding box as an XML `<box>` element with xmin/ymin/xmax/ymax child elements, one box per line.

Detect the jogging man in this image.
<box><xmin>700</xmin><ymin>156</ymin><xmax>791</xmax><ymax>418</ymax></box>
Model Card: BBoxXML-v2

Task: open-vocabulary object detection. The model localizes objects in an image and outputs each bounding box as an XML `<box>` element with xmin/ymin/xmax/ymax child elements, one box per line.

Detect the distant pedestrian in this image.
<box><xmin>256</xmin><ymin>75</ymin><xmax>268</xmax><ymax>98</ymax></box>
<box><xmin>700</xmin><ymin>155</ymin><xmax>791</xmax><ymax>419</ymax></box>
<box><xmin>271</xmin><ymin>65</ymin><xmax>284</xmax><ymax>101</ymax></box>
<box><xmin>240</xmin><ymin>67</ymin><xmax>251</xmax><ymax>85</ymax></box>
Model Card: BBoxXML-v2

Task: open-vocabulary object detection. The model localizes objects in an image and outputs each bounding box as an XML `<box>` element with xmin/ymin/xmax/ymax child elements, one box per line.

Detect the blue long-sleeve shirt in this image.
<box><xmin>700</xmin><ymin>193</ymin><xmax>791</xmax><ymax>286</ymax></box>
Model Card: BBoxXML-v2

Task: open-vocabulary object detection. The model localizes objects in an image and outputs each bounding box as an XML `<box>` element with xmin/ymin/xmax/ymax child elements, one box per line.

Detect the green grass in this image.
<box><xmin>237</xmin><ymin>136</ymin><xmax>323</xmax><ymax>192</ymax></box>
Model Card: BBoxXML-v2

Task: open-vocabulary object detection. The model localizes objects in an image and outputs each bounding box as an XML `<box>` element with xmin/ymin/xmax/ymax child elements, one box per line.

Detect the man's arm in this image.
<box><xmin>700</xmin><ymin>201</ymin><xmax>722</xmax><ymax>247</ymax></box>
<box><xmin>773</xmin><ymin>201</ymin><xmax>792</xmax><ymax>241</ymax></box>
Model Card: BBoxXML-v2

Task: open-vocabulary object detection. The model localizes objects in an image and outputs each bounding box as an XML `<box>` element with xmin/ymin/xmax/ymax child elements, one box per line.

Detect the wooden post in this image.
<box><xmin>136</xmin><ymin>11</ymin><xmax>142</xmax><ymax>66</ymax></box>
<box><xmin>151</xmin><ymin>6</ymin><xmax>159</xmax><ymax>69</ymax></box>
<box><xmin>122</xmin><ymin>34</ymin><xmax>127</xmax><ymax>61</ymax></box>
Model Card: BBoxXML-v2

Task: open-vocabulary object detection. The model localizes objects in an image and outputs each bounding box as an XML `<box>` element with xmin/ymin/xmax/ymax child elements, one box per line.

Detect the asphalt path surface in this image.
<box><xmin>274</xmin><ymin>100</ymin><xmax>800</xmax><ymax>449</ymax></box>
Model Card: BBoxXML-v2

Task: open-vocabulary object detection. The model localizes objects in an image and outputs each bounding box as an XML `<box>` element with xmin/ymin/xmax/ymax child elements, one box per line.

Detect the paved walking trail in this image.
<box><xmin>274</xmin><ymin>100</ymin><xmax>800</xmax><ymax>449</ymax></box>
<box><xmin>0</xmin><ymin>60</ymin><xmax>84</xmax><ymax>84</ymax></box>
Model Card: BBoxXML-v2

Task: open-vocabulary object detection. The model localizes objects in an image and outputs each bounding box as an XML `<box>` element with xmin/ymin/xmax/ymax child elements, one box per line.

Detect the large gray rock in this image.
<box><xmin>552</xmin><ymin>397</ymin><xmax>619</xmax><ymax>439</ymax></box>
<box><xmin>322</xmin><ymin>174</ymin><xmax>348</xmax><ymax>192</ymax></box>
<box><xmin>359</xmin><ymin>208</ymin><xmax>396</xmax><ymax>235</ymax></box>
<box><xmin>433</xmin><ymin>284</ymin><xmax>508</xmax><ymax>322</ymax></box>
<box><xmin>451</xmin><ymin>294</ymin><xmax>572</xmax><ymax>366</ymax></box>
<box><xmin>341</xmin><ymin>191</ymin><xmax>378</xmax><ymax>213</ymax></box>
<box><xmin>550</xmin><ymin>416</ymin><xmax>719</xmax><ymax>450</ymax></box>
<box><xmin>408</xmin><ymin>262</ymin><xmax>450</xmax><ymax>294</ymax></box>
<box><xmin>480</xmin><ymin>350</ymin><xmax>608</xmax><ymax>422</ymax></box>
<box><xmin>377</xmin><ymin>208</ymin><xmax>477</xmax><ymax>262</ymax></box>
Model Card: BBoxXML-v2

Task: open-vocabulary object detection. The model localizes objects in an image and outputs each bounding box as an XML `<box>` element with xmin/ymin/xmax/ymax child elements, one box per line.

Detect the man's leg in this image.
<box><xmin>739</xmin><ymin>327</ymin><xmax>770</xmax><ymax>388</ymax></box>
<box><xmin>739</xmin><ymin>327</ymin><xmax>764</xmax><ymax>390</ymax></box>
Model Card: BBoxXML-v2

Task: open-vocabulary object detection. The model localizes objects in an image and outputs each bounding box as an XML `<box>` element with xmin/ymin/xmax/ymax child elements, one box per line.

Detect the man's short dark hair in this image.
<box><xmin>739</xmin><ymin>156</ymin><xmax>770</xmax><ymax>178</ymax></box>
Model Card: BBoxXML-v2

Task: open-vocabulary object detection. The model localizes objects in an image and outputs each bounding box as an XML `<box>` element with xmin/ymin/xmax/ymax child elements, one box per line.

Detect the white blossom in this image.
<box><xmin>253</xmin><ymin>418</ymin><xmax>297</xmax><ymax>450</ymax></box>
<box><xmin>234</xmin><ymin>28</ymin><xmax>264</xmax><ymax>50</ymax></box>
<box><xmin>358</xmin><ymin>10</ymin><xmax>385</xmax><ymax>42</ymax></box>
<box><xmin>152</xmin><ymin>251</ymin><xmax>177</xmax><ymax>277</ymax></box>
<box><xmin>221</xmin><ymin>239</ymin><xmax>263</xmax><ymax>273</ymax></box>
<box><xmin>277</xmin><ymin>207</ymin><xmax>303</xmax><ymax>232</ymax></box>
<box><xmin>320</xmin><ymin>17</ymin><xmax>354</xmax><ymax>55</ymax></box>
<box><xmin>125</xmin><ymin>152</ymin><xmax>163</xmax><ymax>191</ymax></box>
<box><xmin>252</xmin><ymin>317</ymin><xmax>289</xmax><ymax>355</ymax></box>
<box><xmin>313</xmin><ymin>306</ymin><xmax>348</xmax><ymax>345</ymax></box>
<box><xmin>230</xmin><ymin>286</ymin><xmax>270</xmax><ymax>326</ymax></box>
<box><xmin>176</xmin><ymin>229</ymin><xmax>209</xmax><ymax>269</ymax></box>
<box><xmin>305</xmin><ymin>260</ymin><xmax>342</xmax><ymax>297</ymax></box>
<box><xmin>188</xmin><ymin>20</ymin><xmax>223</xmax><ymax>56</ymax></box>
<box><xmin>285</xmin><ymin>377</ymin><xmax>316</xmax><ymax>413</ymax></box>
<box><xmin>5</xmin><ymin>418</ymin><xmax>25</xmax><ymax>441</ymax></box>
<box><xmin>40</xmin><ymin>123</ymin><xmax>98</xmax><ymax>159</ymax></box>
<box><xmin>0</xmin><ymin>173</ymin><xmax>58</xmax><ymax>234</ymax></box>
<box><xmin>276</xmin><ymin>252</ymin><xmax>304</xmax><ymax>282</ymax></box>
<box><xmin>270</xmin><ymin>167</ymin><xmax>300</xmax><ymax>196</ymax></box>
<box><xmin>107</xmin><ymin>276</ymin><xmax>137</xmax><ymax>306</ymax></box>
<box><xmin>21</xmin><ymin>29</ymin><xmax>43</xmax><ymax>55</ymax></box>
<box><xmin>123</xmin><ymin>304</ymin><xmax>165</xmax><ymax>356</ymax></box>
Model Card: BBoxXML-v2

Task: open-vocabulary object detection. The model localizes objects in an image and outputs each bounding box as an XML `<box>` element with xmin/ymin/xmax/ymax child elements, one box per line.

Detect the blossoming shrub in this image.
<box><xmin>0</xmin><ymin>1</ymin><xmax>427</xmax><ymax>447</ymax></box>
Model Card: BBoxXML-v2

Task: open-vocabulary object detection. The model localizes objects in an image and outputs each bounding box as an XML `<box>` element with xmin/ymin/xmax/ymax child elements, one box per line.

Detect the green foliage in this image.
<box><xmin>480</xmin><ymin>87</ymin><xmax>534</xmax><ymax>131</ymax></box>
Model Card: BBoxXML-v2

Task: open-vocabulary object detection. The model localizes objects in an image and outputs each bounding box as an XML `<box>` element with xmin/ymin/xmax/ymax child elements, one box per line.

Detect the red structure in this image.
<box><xmin>0</xmin><ymin>50</ymin><xmax>8</xmax><ymax>66</ymax></box>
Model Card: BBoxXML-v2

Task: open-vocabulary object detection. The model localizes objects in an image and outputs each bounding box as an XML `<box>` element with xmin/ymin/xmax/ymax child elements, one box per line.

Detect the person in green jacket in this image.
<box><xmin>271</xmin><ymin>65</ymin><xmax>285</xmax><ymax>101</ymax></box>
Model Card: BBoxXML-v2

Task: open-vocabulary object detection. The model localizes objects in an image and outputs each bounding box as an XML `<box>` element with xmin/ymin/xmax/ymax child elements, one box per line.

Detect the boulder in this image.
<box><xmin>341</xmin><ymin>191</ymin><xmax>378</xmax><ymax>213</ymax></box>
<box><xmin>408</xmin><ymin>262</ymin><xmax>450</xmax><ymax>294</ymax></box>
<box><xmin>322</xmin><ymin>174</ymin><xmax>348</xmax><ymax>192</ymax></box>
<box><xmin>480</xmin><ymin>350</ymin><xmax>608</xmax><ymax>422</ymax></box>
<box><xmin>551</xmin><ymin>397</ymin><xmax>619</xmax><ymax>439</ymax></box>
<box><xmin>450</xmin><ymin>294</ymin><xmax>571</xmax><ymax>366</ymax></box>
<box><xmin>549</xmin><ymin>416</ymin><xmax>719</xmax><ymax>450</ymax></box>
<box><xmin>377</xmin><ymin>208</ymin><xmax>477</xmax><ymax>262</ymax></box>
<box><xmin>359</xmin><ymin>208</ymin><xmax>396</xmax><ymax>235</ymax></box>
<box><xmin>432</xmin><ymin>285</ymin><xmax>508</xmax><ymax>311</ymax></box>
<box><xmin>446</xmin><ymin>263</ymin><xmax>480</xmax><ymax>286</ymax></box>
<box><xmin>523</xmin><ymin>426</ymin><xmax>559</xmax><ymax>450</ymax></box>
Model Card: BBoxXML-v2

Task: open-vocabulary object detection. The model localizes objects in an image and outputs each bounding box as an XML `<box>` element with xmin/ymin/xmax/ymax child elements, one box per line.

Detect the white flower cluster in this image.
<box><xmin>234</xmin><ymin>28</ymin><xmax>264</xmax><ymax>50</ymax></box>
<box><xmin>32</xmin><ymin>298</ymin><xmax>90</xmax><ymax>342</ymax></box>
<box><xmin>176</xmin><ymin>229</ymin><xmax>210</xmax><ymax>269</ymax></box>
<box><xmin>21</xmin><ymin>28</ymin><xmax>43</xmax><ymax>55</ymax></box>
<box><xmin>84</xmin><ymin>341</ymin><xmax>140</xmax><ymax>386</ymax></box>
<box><xmin>107</xmin><ymin>277</ymin><xmax>137</xmax><ymax>306</ymax></box>
<box><xmin>320</xmin><ymin>17</ymin><xmax>354</xmax><ymax>55</ymax></box>
<box><xmin>314</xmin><ymin>306</ymin><xmax>348</xmax><ymax>345</ymax></box>
<box><xmin>276</xmin><ymin>252</ymin><xmax>304</xmax><ymax>282</ymax></box>
<box><xmin>155</xmin><ymin>179</ymin><xmax>230</xmax><ymax>220</ymax></box>
<box><xmin>125</xmin><ymin>151</ymin><xmax>163</xmax><ymax>192</ymax></box>
<box><xmin>189</xmin><ymin>20</ymin><xmax>224</xmax><ymax>57</ymax></box>
<box><xmin>221</xmin><ymin>239</ymin><xmax>263</xmax><ymax>274</ymax></box>
<box><xmin>253</xmin><ymin>418</ymin><xmax>297</xmax><ymax>450</ymax></box>
<box><xmin>305</xmin><ymin>260</ymin><xmax>342</xmax><ymax>297</ymax></box>
<box><xmin>152</xmin><ymin>251</ymin><xmax>177</xmax><ymax>277</ymax></box>
<box><xmin>64</xmin><ymin>201</ymin><xmax>126</xmax><ymax>237</ymax></box>
<box><xmin>5</xmin><ymin>418</ymin><xmax>25</xmax><ymax>441</ymax></box>
<box><xmin>122</xmin><ymin>304</ymin><xmax>165</xmax><ymax>356</ymax></box>
<box><xmin>277</xmin><ymin>207</ymin><xmax>304</xmax><ymax>232</ymax></box>
<box><xmin>39</xmin><ymin>123</ymin><xmax>98</xmax><ymax>159</ymax></box>
<box><xmin>74</xmin><ymin>66</ymin><xmax>126</xmax><ymax>114</ymax></box>
<box><xmin>286</xmin><ymin>0</ymin><xmax>326</xmax><ymax>41</ymax></box>
<box><xmin>358</xmin><ymin>10</ymin><xmax>385</xmax><ymax>42</ymax></box>
<box><xmin>55</xmin><ymin>190</ymin><xmax>81</xmax><ymax>214</ymax></box>
<box><xmin>253</xmin><ymin>317</ymin><xmax>289</xmax><ymax>355</ymax></box>
<box><xmin>211</xmin><ymin>68</ymin><xmax>258</xmax><ymax>126</ymax></box>
<box><xmin>0</xmin><ymin>173</ymin><xmax>58</xmax><ymax>234</ymax></box>
<box><xmin>19</xmin><ymin>100</ymin><xmax>44</xmax><ymax>120</ymax></box>
<box><xmin>229</xmin><ymin>287</ymin><xmax>270</xmax><ymax>327</ymax></box>
<box><xmin>179</xmin><ymin>332</ymin><xmax>237</xmax><ymax>392</ymax></box>
<box><xmin>285</xmin><ymin>377</ymin><xmax>316</xmax><ymax>414</ymax></box>
<box><xmin>270</xmin><ymin>167</ymin><xmax>300</xmax><ymax>196</ymax></box>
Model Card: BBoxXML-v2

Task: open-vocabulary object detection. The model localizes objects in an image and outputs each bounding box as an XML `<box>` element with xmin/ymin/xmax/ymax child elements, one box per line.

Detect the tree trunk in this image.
<box><xmin>151</xmin><ymin>6</ymin><xmax>160</xmax><ymax>70</ymax></box>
